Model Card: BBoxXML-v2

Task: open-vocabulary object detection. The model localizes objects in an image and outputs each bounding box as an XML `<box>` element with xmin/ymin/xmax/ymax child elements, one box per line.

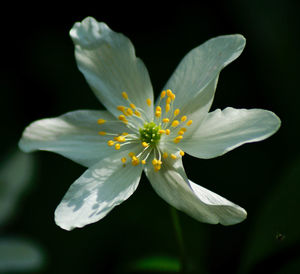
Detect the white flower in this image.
<box><xmin>19</xmin><ymin>17</ymin><xmax>281</xmax><ymax>231</ymax></box>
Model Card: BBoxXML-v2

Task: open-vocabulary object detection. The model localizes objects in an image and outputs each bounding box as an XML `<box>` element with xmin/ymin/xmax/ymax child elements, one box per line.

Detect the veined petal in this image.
<box><xmin>180</xmin><ymin>107</ymin><xmax>281</xmax><ymax>159</ymax></box>
<box><xmin>55</xmin><ymin>149</ymin><xmax>143</xmax><ymax>230</ymax></box>
<box><xmin>145</xmin><ymin>157</ymin><xmax>246</xmax><ymax>225</ymax></box>
<box><xmin>19</xmin><ymin>110</ymin><xmax>132</xmax><ymax>167</ymax></box>
<box><xmin>71</xmin><ymin>17</ymin><xmax>154</xmax><ymax>120</ymax></box>
<box><xmin>160</xmin><ymin>35</ymin><xmax>245</xmax><ymax>131</ymax></box>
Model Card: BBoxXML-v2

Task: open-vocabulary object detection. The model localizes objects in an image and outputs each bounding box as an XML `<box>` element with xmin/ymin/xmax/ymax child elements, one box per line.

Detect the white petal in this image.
<box><xmin>180</xmin><ymin>107</ymin><xmax>281</xmax><ymax>159</ymax></box>
<box><xmin>71</xmin><ymin>17</ymin><xmax>154</xmax><ymax>120</ymax></box>
<box><xmin>145</xmin><ymin>157</ymin><xmax>247</xmax><ymax>225</ymax></box>
<box><xmin>19</xmin><ymin>110</ymin><xmax>132</xmax><ymax>167</ymax></box>
<box><xmin>55</xmin><ymin>148</ymin><xmax>143</xmax><ymax>230</ymax></box>
<box><xmin>160</xmin><ymin>35</ymin><xmax>245</xmax><ymax>131</ymax></box>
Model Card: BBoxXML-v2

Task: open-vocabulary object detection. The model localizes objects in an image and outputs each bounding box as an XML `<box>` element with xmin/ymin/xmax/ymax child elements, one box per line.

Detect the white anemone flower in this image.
<box><xmin>19</xmin><ymin>17</ymin><xmax>281</xmax><ymax>231</ymax></box>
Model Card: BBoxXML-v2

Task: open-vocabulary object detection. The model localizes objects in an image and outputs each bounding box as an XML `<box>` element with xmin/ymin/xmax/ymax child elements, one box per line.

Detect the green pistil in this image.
<box><xmin>139</xmin><ymin>122</ymin><xmax>161</xmax><ymax>145</ymax></box>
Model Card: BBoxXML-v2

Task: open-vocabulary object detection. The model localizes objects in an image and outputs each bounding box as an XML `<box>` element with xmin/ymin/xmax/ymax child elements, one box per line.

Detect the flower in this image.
<box><xmin>19</xmin><ymin>17</ymin><xmax>281</xmax><ymax>231</ymax></box>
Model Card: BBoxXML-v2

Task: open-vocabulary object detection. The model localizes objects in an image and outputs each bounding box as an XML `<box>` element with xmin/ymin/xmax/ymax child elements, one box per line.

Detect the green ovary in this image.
<box><xmin>139</xmin><ymin>122</ymin><xmax>161</xmax><ymax>145</ymax></box>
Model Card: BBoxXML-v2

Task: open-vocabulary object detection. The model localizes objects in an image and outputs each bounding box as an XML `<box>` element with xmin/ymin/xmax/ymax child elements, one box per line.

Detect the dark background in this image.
<box><xmin>1</xmin><ymin>1</ymin><xmax>300</xmax><ymax>273</ymax></box>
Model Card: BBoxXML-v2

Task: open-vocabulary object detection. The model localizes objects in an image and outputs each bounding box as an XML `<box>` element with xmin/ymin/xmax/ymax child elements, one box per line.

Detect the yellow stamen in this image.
<box><xmin>160</xmin><ymin>90</ymin><xmax>166</xmax><ymax>98</ymax></box>
<box><xmin>129</xmin><ymin>103</ymin><xmax>136</xmax><ymax>109</ymax></box>
<box><xmin>166</xmin><ymin>129</ymin><xmax>170</xmax><ymax>135</ymax></box>
<box><xmin>116</xmin><ymin>136</ymin><xmax>126</xmax><ymax>142</ymax></box>
<box><xmin>98</xmin><ymin>131</ymin><xmax>106</xmax><ymax>136</ymax></box>
<box><xmin>181</xmin><ymin>116</ymin><xmax>187</xmax><ymax>122</ymax></box>
<box><xmin>163</xmin><ymin>118</ymin><xmax>169</xmax><ymax>123</ymax></box>
<box><xmin>171</xmin><ymin>93</ymin><xmax>176</xmax><ymax>100</ymax></box>
<box><xmin>165</xmin><ymin>104</ymin><xmax>170</xmax><ymax>112</ymax></box>
<box><xmin>115</xmin><ymin>143</ymin><xmax>121</xmax><ymax>150</ymax></box>
<box><xmin>134</xmin><ymin>110</ymin><xmax>141</xmax><ymax>117</ymax></box>
<box><xmin>126</xmin><ymin>108</ymin><xmax>133</xmax><ymax>116</ymax></box>
<box><xmin>180</xmin><ymin>150</ymin><xmax>185</xmax><ymax>156</ymax></box>
<box><xmin>156</xmin><ymin>106</ymin><xmax>161</xmax><ymax>112</ymax></box>
<box><xmin>166</xmin><ymin>89</ymin><xmax>172</xmax><ymax>97</ymax></box>
<box><xmin>142</xmin><ymin>141</ymin><xmax>149</xmax><ymax>148</ymax></box>
<box><xmin>121</xmin><ymin>157</ymin><xmax>127</xmax><ymax>163</ymax></box>
<box><xmin>155</xmin><ymin>111</ymin><xmax>161</xmax><ymax>117</ymax></box>
<box><xmin>122</xmin><ymin>91</ymin><xmax>128</xmax><ymax>100</ymax></box>
<box><xmin>171</xmin><ymin>120</ymin><xmax>179</xmax><ymax>127</ymax></box>
<box><xmin>146</xmin><ymin>98</ymin><xmax>151</xmax><ymax>106</ymax></box>
<box><xmin>166</xmin><ymin>97</ymin><xmax>172</xmax><ymax>104</ymax></box>
<box><xmin>158</xmin><ymin>129</ymin><xmax>166</xmax><ymax>134</ymax></box>
<box><xmin>180</xmin><ymin>127</ymin><xmax>187</xmax><ymax>132</ymax></box>
<box><xmin>174</xmin><ymin>136</ymin><xmax>183</xmax><ymax>143</ymax></box>
<box><xmin>178</xmin><ymin>130</ymin><xmax>185</xmax><ymax>135</ymax></box>
<box><xmin>141</xmin><ymin>159</ymin><xmax>146</xmax><ymax>165</ymax></box>
<box><xmin>107</xmin><ymin>140</ymin><xmax>114</xmax><ymax>146</ymax></box>
<box><xmin>152</xmin><ymin>159</ymin><xmax>158</xmax><ymax>165</ymax></box>
<box><xmin>128</xmin><ymin>152</ymin><xmax>135</xmax><ymax>157</ymax></box>
<box><xmin>187</xmin><ymin>120</ymin><xmax>193</xmax><ymax>126</ymax></box>
<box><xmin>117</xmin><ymin>106</ymin><xmax>125</xmax><ymax>112</ymax></box>
<box><xmin>122</xmin><ymin>132</ymin><xmax>129</xmax><ymax>136</ymax></box>
<box><xmin>97</xmin><ymin>119</ymin><xmax>106</xmax><ymax>125</ymax></box>
<box><xmin>171</xmin><ymin>154</ymin><xmax>177</xmax><ymax>159</ymax></box>
<box><xmin>118</xmin><ymin>115</ymin><xmax>126</xmax><ymax>121</ymax></box>
<box><xmin>174</xmin><ymin>109</ymin><xmax>180</xmax><ymax>116</ymax></box>
<box><xmin>132</xmin><ymin>156</ymin><xmax>139</xmax><ymax>166</ymax></box>
<box><xmin>163</xmin><ymin>152</ymin><xmax>168</xmax><ymax>159</ymax></box>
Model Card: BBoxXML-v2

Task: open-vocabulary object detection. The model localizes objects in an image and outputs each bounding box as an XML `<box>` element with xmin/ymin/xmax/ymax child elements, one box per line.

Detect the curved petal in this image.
<box><xmin>71</xmin><ymin>17</ymin><xmax>154</xmax><ymax>120</ymax></box>
<box><xmin>159</xmin><ymin>35</ymin><xmax>245</xmax><ymax>132</ymax></box>
<box><xmin>55</xmin><ymin>149</ymin><xmax>143</xmax><ymax>230</ymax></box>
<box><xmin>18</xmin><ymin>110</ymin><xmax>133</xmax><ymax>167</ymax></box>
<box><xmin>180</xmin><ymin>107</ymin><xmax>281</xmax><ymax>159</ymax></box>
<box><xmin>145</xmin><ymin>157</ymin><xmax>246</xmax><ymax>225</ymax></box>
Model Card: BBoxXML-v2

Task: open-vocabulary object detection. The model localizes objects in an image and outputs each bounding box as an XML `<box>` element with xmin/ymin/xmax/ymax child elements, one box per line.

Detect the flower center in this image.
<box><xmin>139</xmin><ymin>122</ymin><xmax>161</xmax><ymax>145</ymax></box>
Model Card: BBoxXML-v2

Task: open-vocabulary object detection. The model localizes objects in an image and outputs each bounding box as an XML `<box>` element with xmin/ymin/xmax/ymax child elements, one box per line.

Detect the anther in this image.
<box><xmin>98</xmin><ymin>131</ymin><xmax>106</xmax><ymax>136</ymax></box>
<box><xmin>171</xmin><ymin>154</ymin><xmax>177</xmax><ymax>159</ymax></box>
<box><xmin>174</xmin><ymin>109</ymin><xmax>180</xmax><ymax>116</ymax></box>
<box><xmin>166</xmin><ymin>104</ymin><xmax>170</xmax><ymax>112</ymax></box>
<box><xmin>107</xmin><ymin>140</ymin><xmax>114</xmax><ymax>146</ymax></box>
<box><xmin>163</xmin><ymin>118</ymin><xmax>169</xmax><ymax>123</ymax></box>
<box><xmin>181</xmin><ymin>116</ymin><xmax>187</xmax><ymax>122</ymax></box>
<box><xmin>126</xmin><ymin>108</ymin><xmax>133</xmax><ymax>116</ymax></box>
<box><xmin>134</xmin><ymin>110</ymin><xmax>141</xmax><ymax>117</ymax></box>
<box><xmin>128</xmin><ymin>152</ymin><xmax>135</xmax><ymax>157</ymax></box>
<box><xmin>166</xmin><ymin>129</ymin><xmax>170</xmax><ymax>135</ymax></box>
<box><xmin>142</xmin><ymin>142</ymin><xmax>149</xmax><ymax>148</ymax></box>
<box><xmin>171</xmin><ymin>120</ymin><xmax>179</xmax><ymax>127</ymax></box>
<box><xmin>117</xmin><ymin>106</ymin><xmax>126</xmax><ymax>112</ymax></box>
<box><xmin>155</xmin><ymin>111</ymin><xmax>161</xmax><ymax>117</ymax></box>
<box><xmin>158</xmin><ymin>129</ymin><xmax>166</xmax><ymax>134</ymax></box>
<box><xmin>115</xmin><ymin>143</ymin><xmax>121</xmax><ymax>150</ymax></box>
<box><xmin>163</xmin><ymin>152</ymin><xmax>168</xmax><ymax>159</ymax></box>
<box><xmin>146</xmin><ymin>98</ymin><xmax>151</xmax><ymax>106</ymax></box>
<box><xmin>131</xmin><ymin>156</ymin><xmax>140</xmax><ymax>166</ymax></box>
<box><xmin>187</xmin><ymin>120</ymin><xmax>193</xmax><ymax>126</ymax></box>
<box><xmin>129</xmin><ymin>103</ymin><xmax>136</xmax><ymax>109</ymax></box>
<box><xmin>97</xmin><ymin>119</ymin><xmax>106</xmax><ymax>125</ymax></box>
<box><xmin>121</xmin><ymin>157</ymin><xmax>127</xmax><ymax>163</ymax></box>
<box><xmin>161</xmin><ymin>90</ymin><xmax>166</xmax><ymax>98</ymax></box>
<box><xmin>141</xmin><ymin>159</ymin><xmax>146</xmax><ymax>165</ymax></box>
<box><xmin>122</xmin><ymin>91</ymin><xmax>128</xmax><ymax>100</ymax></box>
<box><xmin>167</xmin><ymin>89</ymin><xmax>172</xmax><ymax>97</ymax></box>
<box><xmin>174</xmin><ymin>136</ymin><xmax>183</xmax><ymax>143</ymax></box>
<box><xmin>180</xmin><ymin>150</ymin><xmax>185</xmax><ymax>156</ymax></box>
<box><xmin>116</xmin><ymin>136</ymin><xmax>126</xmax><ymax>142</ymax></box>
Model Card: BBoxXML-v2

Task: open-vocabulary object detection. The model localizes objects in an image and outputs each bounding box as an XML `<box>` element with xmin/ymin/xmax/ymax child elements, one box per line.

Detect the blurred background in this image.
<box><xmin>1</xmin><ymin>1</ymin><xmax>299</xmax><ymax>273</ymax></box>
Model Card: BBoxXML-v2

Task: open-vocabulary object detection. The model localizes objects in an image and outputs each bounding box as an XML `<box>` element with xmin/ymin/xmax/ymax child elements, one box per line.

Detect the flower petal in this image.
<box><xmin>71</xmin><ymin>17</ymin><xmax>154</xmax><ymax>120</ymax></box>
<box><xmin>180</xmin><ymin>107</ymin><xmax>281</xmax><ymax>159</ymax></box>
<box><xmin>19</xmin><ymin>110</ymin><xmax>132</xmax><ymax>167</ymax></box>
<box><xmin>55</xmin><ymin>149</ymin><xmax>143</xmax><ymax>230</ymax></box>
<box><xmin>160</xmin><ymin>35</ymin><xmax>245</xmax><ymax>130</ymax></box>
<box><xmin>145</xmin><ymin>157</ymin><xmax>246</xmax><ymax>225</ymax></box>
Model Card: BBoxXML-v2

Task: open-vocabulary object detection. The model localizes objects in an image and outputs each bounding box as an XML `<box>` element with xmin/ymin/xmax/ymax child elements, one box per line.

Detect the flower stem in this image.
<box><xmin>170</xmin><ymin>206</ymin><xmax>187</xmax><ymax>273</ymax></box>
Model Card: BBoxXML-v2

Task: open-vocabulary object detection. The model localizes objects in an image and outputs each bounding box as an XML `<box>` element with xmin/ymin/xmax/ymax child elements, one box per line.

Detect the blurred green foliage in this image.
<box><xmin>1</xmin><ymin>1</ymin><xmax>299</xmax><ymax>273</ymax></box>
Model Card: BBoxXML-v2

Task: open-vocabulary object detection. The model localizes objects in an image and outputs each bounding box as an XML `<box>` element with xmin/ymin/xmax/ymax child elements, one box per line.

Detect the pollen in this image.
<box><xmin>117</xmin><ymin>105</ymin><xmax>125</xmax><ymax>112</ymax></box>
<box><xmin>156</xmin><ymin>106</ymin><xmax>162</xmax><ymax>112</ymax></box>
<box><xmin>174</xmin><ymin>109</ymin><xmax>180</xmax><ymax>116</ymax></box>
<box><xmin>142</xmin><ymin>141</ymin><xmax>149</xmax><ymax>148</ymax></box>
<box><xmin>98</xmin><ymin>131</ymin><xmax>106</xmax><ymax>136</ymax></box>
<box><xmin>171</xmin><ymin>120</ymin><xmax>179</xmax><ymax>127</ymax></box>
<box><xmin>116</xmin><ymin>136</ymin><xmax>126</xmax><ymax>142</ymax></box>
<box><xmin>178</xmin><ymin>130</ymin><xmax>185</xmax><ymax>135</ymax></box>
<box><xmin>97</xmin><ymin>119</ymin><xmax>106</xmax><ymax>125</ymax></box>
<box><xmin>131</xmin><ymin>156</ymin><xmax>140</xmax><ymax>166</ymax></box>
<box><xmin>122</xmin><ymin>91</ymin><xmax>128</xmax><ymax>100</ymax></box>
<box><xmin>146</xmin><ymin>98</ymin><xmax>152</xmax><ymax>106</ymax></box>
<box><xmin>107</xmin><ymin>140</ymin><xmax>114</xmax><ymax>146</ymax></box>
<box><xmin>163</xmin><ymin>118</ymin><xmax>169</xmax><ymax>123</ymax></box>
<box><xmin>181</xmin><ymin>116</ymin><xmax>187</xmax><ymax>122</ymax></box>
<box><xmin>141</xmin><ymin>159</ymin><xmax>146</xmax><ymax>165</ymax></box>
<box><xmin>134</xmin><ymin>110</ymin><xmax>141</xmax><ymax>117</ymax></box>
<box><xmin>122</xmin><ymin>132</ymin><xmax>129</xmax><ymax>136</ymax></box>
<box><xmin>160</xmin><ymin>90</ymin><xmax>166</xmax><ymax>98</ymax></box>
<box><xmin>166</xmin><ymin>129</ymin><xmax>170</xmax><ymax>135</ymax></box>
<box><xmin>128</xmin><ymin>152</ymin><xmax>135</xmax><ymax>157</ymax></box>
<box><xmin>165</xmin><ymin>104</ymin><xmax>170</xmax><ymax>112</ymax></box>
<box><xmin>126</xmin><ymin>108</ymin><xmax>133</xmax><ymax>116</ymax></box>
<box><xmin>163</xmin><ymin>152</ymin><xmax>168</xmax><ymax>159</ymax></box>
<box><xmin>155</xmin><ymin>110</ymin><xmax>161</xmax><ymax>117</ymax></box>
<box><xmin>129</xmin><ymin>103</ymin><xmax>136</xmax><ymax>109</ymax></box>
<box><xmin>166</xmin><ymin>89</ymin><xmax>172</xmax><ymax>97</ymax></box>
<box><xmin>115</xmin><ymin>143</ymin><xmax>121</xmax><ymax>150</ymax></box>
<box><xmin>187</xmin><ymin>120</ymin><xmax>193</xmax><ymax>126</ymax></box>
<box><xmin>174</xmin><ymin>136</ymin><xmax>183</xmax><ymax>143</ymax></box>
<box><xmin>171</xmin><ymin>154</ymin><xmax>177</xmax><ymax>159</ymax></box>
<box><xmin>158</xmin><ymin>129</ymin><xmax>166</xmax><ymax>134</ymax></box>
<box><xmin>121</xmin><ymin>157</ymin><xmax>127</xmax><ymax>163</ymax></box>
<box><xmin>179</xmin><ymin>150</ymin><xmax>185</xmax><ymax>156</ymax></box>
<box><xmin>171</xmin><ymin>93</ymin><xmax>176</xmax><ymax>100</ymax></box>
